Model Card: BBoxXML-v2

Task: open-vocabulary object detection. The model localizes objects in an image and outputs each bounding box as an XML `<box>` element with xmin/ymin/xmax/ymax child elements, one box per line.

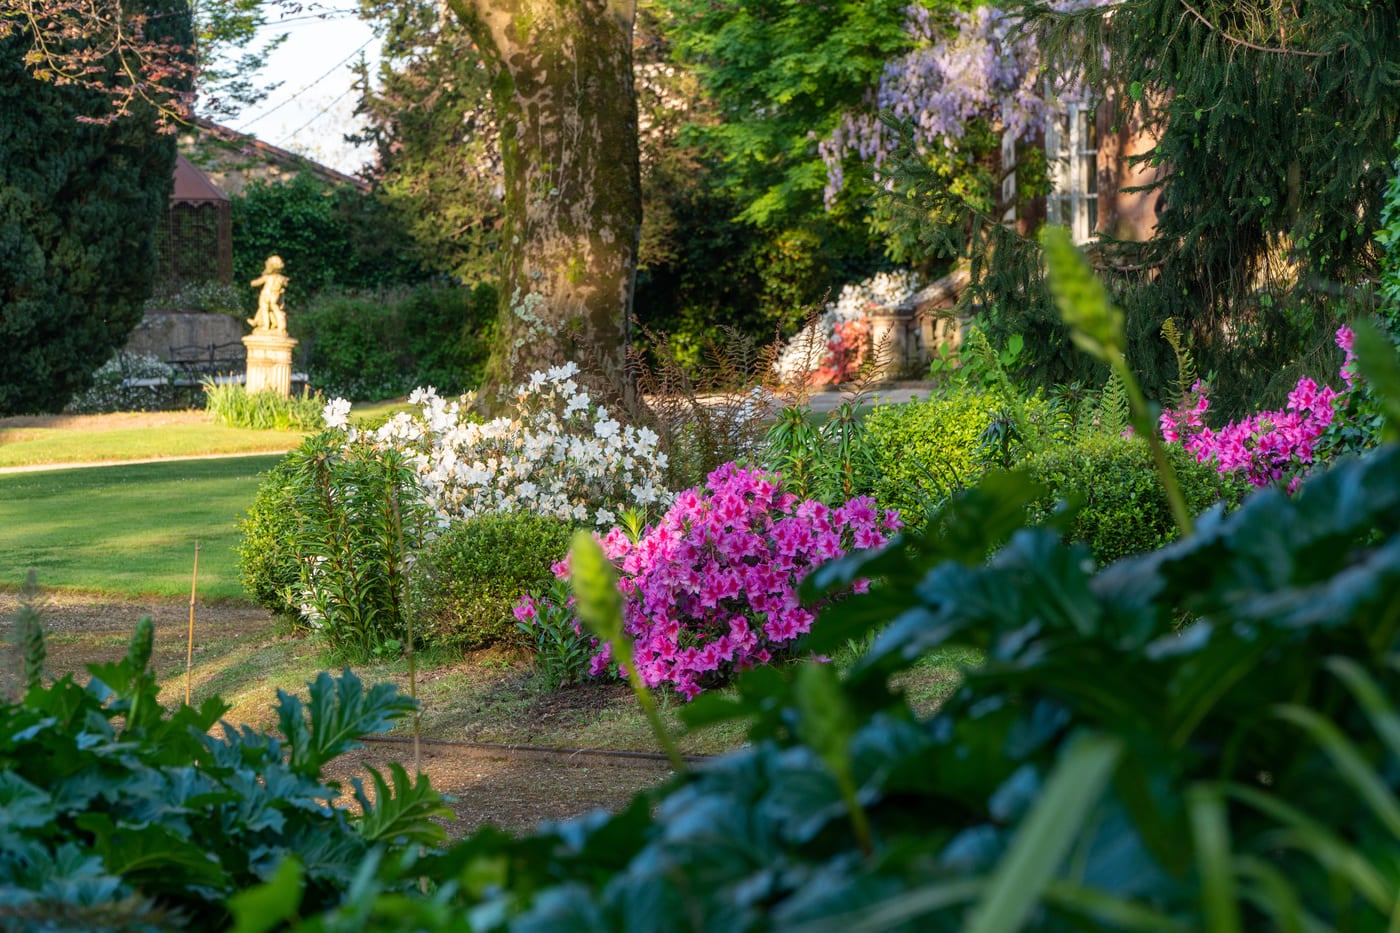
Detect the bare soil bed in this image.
<box><xmin>1</xmin><ymin>592</ymin><xmax>672</xmax><ymax>837</ymax></box>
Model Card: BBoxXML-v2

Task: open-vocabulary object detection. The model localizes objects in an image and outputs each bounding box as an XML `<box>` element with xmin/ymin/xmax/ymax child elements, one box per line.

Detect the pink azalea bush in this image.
<box><xmin>813</xmin><ymin>316</ymin><xmax>872</xmax><ymax>386</ymax></box>
<box><xmin>525</xmin><ymin>462</ymin><xmax>900</xmax><ymax>700</ymax></box>
<box><xmin>1160</xmin><ymin>326</ymin><xmax>1356</xmax><ymax>491</ymax></box>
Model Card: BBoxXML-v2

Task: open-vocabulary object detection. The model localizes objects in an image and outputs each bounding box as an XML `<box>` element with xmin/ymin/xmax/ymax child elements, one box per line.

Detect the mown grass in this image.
<box><xmin>0</xmin><ymin>456</ymin><xmax>282</xmax><ymax>599</ymax></box>
<box><xmin>0</xmin><ymin>422</ymin><xmax>306</xmax><ymax>468</ymax></box>
<box><xmin>349</xmin><ymin>398</ymin><xmax>414</xmax><ymax>425</ymax></box>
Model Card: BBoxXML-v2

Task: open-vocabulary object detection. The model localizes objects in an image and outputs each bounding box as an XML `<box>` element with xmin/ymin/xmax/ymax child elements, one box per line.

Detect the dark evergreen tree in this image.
<box><xmin>0</xmin><ymin>0</ymin><xmax>194</xmax><ymax>414</ymax></box>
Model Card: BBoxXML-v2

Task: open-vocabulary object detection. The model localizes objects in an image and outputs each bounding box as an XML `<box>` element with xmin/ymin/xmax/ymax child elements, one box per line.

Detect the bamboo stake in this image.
<box><xmin>185</xmin><ymin>540</ymin><xmax>200</xmax><ymax>705</ymax></box>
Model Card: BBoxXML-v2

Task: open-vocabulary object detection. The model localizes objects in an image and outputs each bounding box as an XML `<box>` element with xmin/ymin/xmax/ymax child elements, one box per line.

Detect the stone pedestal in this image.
<box><xmin>242</xmin><ymin>332</ymin><xmax>298</xmax><ymax>396</ymax></box>
<box><xmin>869</xmin><ymin>307</ymin><xmax>923</xmax><ymax>380</ymax></box>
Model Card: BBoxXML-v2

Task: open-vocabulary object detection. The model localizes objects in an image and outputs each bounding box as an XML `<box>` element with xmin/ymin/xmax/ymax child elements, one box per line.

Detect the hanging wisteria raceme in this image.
<box><xmin>819</xmin><ymin>1</ymin><xmax>1102</xmax><ymax>209</ymax></box>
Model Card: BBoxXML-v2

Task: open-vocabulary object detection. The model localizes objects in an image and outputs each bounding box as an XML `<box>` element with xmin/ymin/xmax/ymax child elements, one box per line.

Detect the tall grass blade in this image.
<box><xmin>964</xmin><ymin>733</ymin><xmax>1121</xmax><ymax>933</ymax></box>
<box><xmin>1274</xmin><ymin>702</ymin><xmax>1400</xmax><ymax>840</ymax></box>
<box><xmin>1227</xmin><ymin>784</ymin><xmax>1395</xmax><ymax>913</ymax></box>
<box><xmin>1188</xmin><ymin>784</ymin><xmax>1241</xmax><ymax>933</ymax></box>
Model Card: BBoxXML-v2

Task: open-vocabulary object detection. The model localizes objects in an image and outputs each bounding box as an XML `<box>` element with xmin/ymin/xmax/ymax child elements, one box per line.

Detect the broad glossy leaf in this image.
<box><xmin>0</xmin><ymin>771</ymin><xmax>54</xmax><ymax>830</ymax></box>
<box><xmin>228</xmin><ymin>856</ymin><xmax>304</xmax><ymax>933</ymax></box>
<box><xmin>75</xmin><ymin>812</ymin><xmax>228</xmax><ymax>891</ymax></box>
<box><xmin>1351</xmin><ymin>320</ymin><xmax>1400</xmax><ymax>440</ymax></box>
<box><xmin>279</xmin><ymin>670</ymin><xmax>416</xmax><ymax>778</ymax></box>
<box><xmin>353</xmin><ymin>762</ymin><xmax>454</xmax><ymax>846</ymax></box>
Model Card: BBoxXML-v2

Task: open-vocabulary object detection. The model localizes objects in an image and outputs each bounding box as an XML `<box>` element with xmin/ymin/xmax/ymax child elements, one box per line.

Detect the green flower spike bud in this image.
<box><xmin>1041</xmin><ymin>226</ymin><xmax>1126</xmax><ymax>367</ymax></box>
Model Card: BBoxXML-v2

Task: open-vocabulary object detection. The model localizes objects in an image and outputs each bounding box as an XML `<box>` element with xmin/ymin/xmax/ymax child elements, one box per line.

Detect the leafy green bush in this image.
<box><xmin>1019</xmin><ymin>432</ymin><xmax>1245</xmax><ymax>562</ymax></box>
<box><xmin>410</xmin><ymin>512</ymin><xmax>574</xmax><ymax>651</ymax></box>
<box><xmin>203</xmin><ymin>382</ymin><xmax>325</xmax><ymax>431</ymax></box>
<box><xmin>297</xmin><ymin>283</ymin><xmax>495</xmax><ymax>401</ymax></box>
<box><xmin>231</xmin><ymin>174</ymin><xmax>427</xmax><ymax>308</ymax></box>
<box><xmin>0</xmin><ymin>610</ymin><xmax>448</xmax><ymax>928</ymax></box>
<box><xmin>235</xmin><ymin>455</ymin><xmax>304</xmax><ymax>623</ymax></box>
<box><xmin>863</xmin><ymin>387</ymin><xmax>1054</xmax><ymax>523</ymax></box>
<box><xmin>514</xmin><ymin>577</ymin><xmax>598</xmax><ymax>691</ymax></box>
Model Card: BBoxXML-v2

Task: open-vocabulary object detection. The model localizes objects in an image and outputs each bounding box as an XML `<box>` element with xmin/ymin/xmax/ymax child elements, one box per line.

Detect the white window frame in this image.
<box><xmin>1046</xmin><ymin>101</ymin><xmax>1099</xmax><ymax>244</ymax></box>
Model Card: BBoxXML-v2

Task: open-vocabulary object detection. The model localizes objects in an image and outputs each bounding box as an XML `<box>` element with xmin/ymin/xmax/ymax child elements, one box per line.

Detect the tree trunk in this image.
<box><xmin>448</xmin><ymin>0</ymin><xmax>641</xmax><ymax>401</ymax></box>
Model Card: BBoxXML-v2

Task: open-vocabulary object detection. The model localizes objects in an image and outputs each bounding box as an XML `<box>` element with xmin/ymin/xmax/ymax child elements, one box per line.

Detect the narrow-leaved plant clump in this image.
<box><xmin>288</xmin><ymin>431</ymin><xmax>425</xmax><ymax>660</ymax></box>
<box><xmin>203</xmin><ymin>382</ymin><xmax>326</xmax><ymax>432</ymax></box>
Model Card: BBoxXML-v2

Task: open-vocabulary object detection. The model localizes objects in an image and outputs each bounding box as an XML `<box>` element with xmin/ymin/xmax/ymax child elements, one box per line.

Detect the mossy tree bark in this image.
<box><xmin>447</xmin><ymin>0</ymin><xmax>642</xmax><ymax>401</ymax></box>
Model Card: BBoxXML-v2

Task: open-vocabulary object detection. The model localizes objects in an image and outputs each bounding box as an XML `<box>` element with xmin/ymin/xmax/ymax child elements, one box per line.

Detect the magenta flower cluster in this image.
<box><xmin>1160</xmin><ymin>326</ymin><xmax>1356</xmax><ymax>491</ymax></box>
<box><xmin>540</xmin><ymin>463</ymin><xmax>900</xmax><ymax>701</ymax></box>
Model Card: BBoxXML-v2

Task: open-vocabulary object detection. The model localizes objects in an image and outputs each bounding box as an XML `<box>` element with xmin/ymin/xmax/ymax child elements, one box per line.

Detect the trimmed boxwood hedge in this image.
<box><xmin>1020</xmin><ymin>433</ymin><xmax>1247</xmax><ymax>563</ymax></box>
<box><xmin>409</xmin><ymin>512</ymin><xmax>575</xmax><ymax>651</ymax></box>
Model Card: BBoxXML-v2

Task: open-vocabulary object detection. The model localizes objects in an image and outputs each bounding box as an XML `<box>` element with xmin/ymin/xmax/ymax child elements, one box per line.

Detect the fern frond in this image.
<box><xmin>1161</xmin><ymin>317</ymin><xmax>1199</xmax><ymax>409</ymax></box>
<box><xmin>1097</xmin><ymin>371</ymin><xmax>1131</xmax><ymax>439</ymax></box>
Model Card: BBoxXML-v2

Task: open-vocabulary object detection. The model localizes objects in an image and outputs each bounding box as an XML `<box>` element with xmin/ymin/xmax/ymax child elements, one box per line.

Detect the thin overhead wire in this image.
<box><xmin>278</xmin><ymin>82</ymin><xmax>358</xmax><ymax>144</ymax></box>
<box><xmin>238</xmin><ymin>36</ymin><xmax>373</xmax><ymax>128</ymax></box>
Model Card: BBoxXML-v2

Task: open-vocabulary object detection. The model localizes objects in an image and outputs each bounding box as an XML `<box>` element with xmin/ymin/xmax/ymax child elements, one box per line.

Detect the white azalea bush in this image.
<box><xmin>326</xmin><ymin>362</ymin><xmax>672</xmax><ymax>529</ymax></box>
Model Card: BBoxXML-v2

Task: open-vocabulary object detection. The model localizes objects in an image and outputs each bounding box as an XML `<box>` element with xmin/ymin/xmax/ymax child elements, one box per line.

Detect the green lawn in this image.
<box><xmin>0</xmin><ymin>423</ymin><xmax>304</xmax><ymax>468</ymax></box>
<box><xmin>0</xmin><ymin>456</ymin><xmax>282</xmax><ymax>599</ymax></box>
<box><xmin>349</xmin><ymin>399</ymin><xmax>413</xmax><ymax>424</ymax></box>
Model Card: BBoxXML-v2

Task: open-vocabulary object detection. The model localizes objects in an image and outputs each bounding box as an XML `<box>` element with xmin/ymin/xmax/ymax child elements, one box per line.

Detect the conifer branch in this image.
<box><xmin>1176</xmin><ymin>0</ymin><xmax>1330</xmax><ymax>58</ymax></box>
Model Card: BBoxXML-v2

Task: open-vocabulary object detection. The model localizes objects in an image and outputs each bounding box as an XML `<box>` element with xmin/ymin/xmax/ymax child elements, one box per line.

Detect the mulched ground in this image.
<box><xmin>0</xmin><ymin>592</ymin><xmax>673</xmax><ymax>836</ymax></box>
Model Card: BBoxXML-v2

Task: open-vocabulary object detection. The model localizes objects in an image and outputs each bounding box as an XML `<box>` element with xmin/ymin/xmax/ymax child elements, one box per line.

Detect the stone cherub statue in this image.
<box><xmin>248</xmin><ymin>255</ymin><xmax>289</xmax><ymax>334</ymax></box>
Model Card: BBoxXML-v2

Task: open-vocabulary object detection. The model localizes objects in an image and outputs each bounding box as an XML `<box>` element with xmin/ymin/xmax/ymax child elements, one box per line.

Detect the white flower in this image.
<box><xmin>594</xmin><ymin>418</ymin><xmax>620</xmax><ymax>440</ymax></box>
<box><xmin>323</xmin><ymin>397</ymin><xmax>352</xmax><ymax>430</ymax></box>
<box><xmin>545</xmin><ymin>362</ymin><xmax>580</xmax><ymax>383</ymax></box>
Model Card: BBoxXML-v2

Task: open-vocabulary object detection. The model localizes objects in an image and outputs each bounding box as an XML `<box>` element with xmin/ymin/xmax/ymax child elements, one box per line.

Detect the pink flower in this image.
<box><xmin>1160</xmin><ymin>356</ymin><xmax>1352</xmax><ymax>492</ymax></box>
<box><xmin>572</xmin><ymin>463</ymin><xmax>895</xmax><ymax>699</ymax></box>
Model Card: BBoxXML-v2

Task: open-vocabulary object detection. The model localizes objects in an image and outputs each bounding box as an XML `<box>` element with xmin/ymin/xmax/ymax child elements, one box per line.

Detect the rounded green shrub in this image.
<box><xmin>410</xmin><ymin>512</ymin><xmax>575</xmax><ymax>651</ymax></box>
<box><xmin>863</xmin><ymin>389</ymin><xmax>1046</xmax><ymax>524</ymax></box>
<box><xmin>1020</xmin><ymin>434</ymin><xmax>1246</xmax><ymax>563</ymax></box>
<box><xmin>235</xmin><ymin>455</ymin><xmax>305</xmax><ymax>624</ymax></box>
